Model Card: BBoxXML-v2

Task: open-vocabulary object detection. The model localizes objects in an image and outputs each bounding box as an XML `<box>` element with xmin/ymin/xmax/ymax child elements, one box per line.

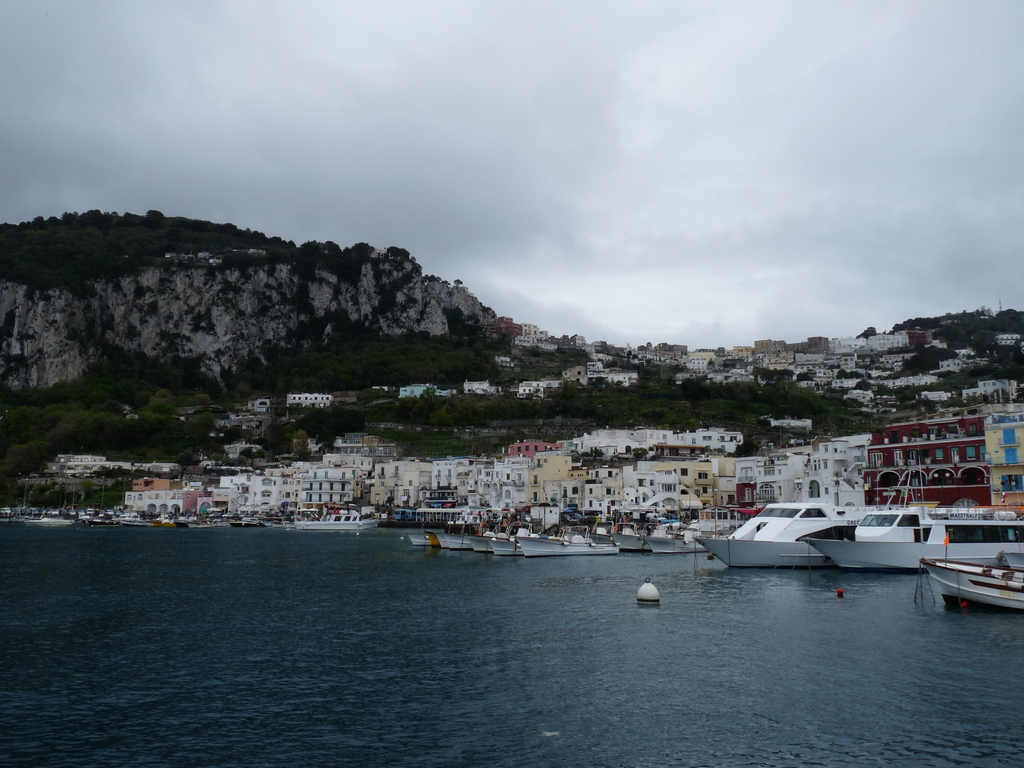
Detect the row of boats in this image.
<box><xmin>693</xmin><ymin>501</ymin><xmax>1024</xmax><ymax>611</ymax></box>
<box><xmin>410</xmin><ymin>519</ymin><xmax>709</xmax><ymax>557</ymax></box>
<box><xmin>414</xmin><ymin>501</ymin><xmax>1024</xmax><ymax>610</ymax></box>
<box><xmin>4</xmin><ymin>509</ymin><xmax>380</xmax><ymax>530</ymax></box>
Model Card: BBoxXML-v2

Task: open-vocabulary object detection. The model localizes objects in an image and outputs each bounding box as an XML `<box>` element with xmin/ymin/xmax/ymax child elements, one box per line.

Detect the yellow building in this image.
<box><xmin>985</xmin><ymin>414</ymin><xmax>1024</xmax><ymax>505</ymax></box>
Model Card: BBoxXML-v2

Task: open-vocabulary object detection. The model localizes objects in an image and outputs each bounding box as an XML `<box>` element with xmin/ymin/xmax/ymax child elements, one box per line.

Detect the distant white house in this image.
<box><xmin>287</xmin><ymin>393</ymin><xmax>333</xmax><ymax>408</ymax></box>
<box><xmin>399</xmin><ymin>385</ymin><xmax>455</xmax><ymax>398</ymax></box>
<box><xmin>463</xmin><ymin>381</ymin><xmax>499</xmax><ymax>395</ymax></box>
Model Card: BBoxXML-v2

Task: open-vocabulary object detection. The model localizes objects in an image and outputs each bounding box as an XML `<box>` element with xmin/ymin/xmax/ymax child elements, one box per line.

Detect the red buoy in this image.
<box><xmin>961</xmin><ymin>600</ymin><xmax>970</xmax><ymax>609</ymax></box>
<box><xmin>836</xmin><ymin>588</ymin><xmax>844</xmax><ymax>598</ymax></box>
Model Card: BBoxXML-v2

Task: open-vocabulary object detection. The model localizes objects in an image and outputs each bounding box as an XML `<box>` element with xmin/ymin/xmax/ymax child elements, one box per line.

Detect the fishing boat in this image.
<box><xmin>698</xmin><ymin>503</ymin><xmax>872</xmax><ymax>568</ymax></box>
<box><xmin>488</xmin><ymin>526</ymin><xmax>534</xmax><ymax>556</ymax></box>
<box><xmin>516</xmin><ymin>527</ymin><xmax>619</xmax><ymax>558</ymax></box>
<box><xmin>921</xmin><ymin>558</ymin><xmax>1024</xmax><ymax>610</ymax></box>
<box><xmin>645</xmin><ymin>521</ymin><xmax>706</xmax><ymax>554</ymax></box>
<box><xmin>809</xmin><ymin>507</ymin><xmax>1024</xmax><ymax>571</ymax></box>
<box><xmin>611</xmin><ymin>523</ymin><xmax>648</xmax><ymax>553</ymax></box>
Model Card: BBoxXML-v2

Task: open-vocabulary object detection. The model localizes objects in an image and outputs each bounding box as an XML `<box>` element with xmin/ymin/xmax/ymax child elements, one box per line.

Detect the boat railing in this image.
<box><xmin>924</xmin><ymin>507</ymin><xmax>1024</xmax><ymax>522</ymax></box>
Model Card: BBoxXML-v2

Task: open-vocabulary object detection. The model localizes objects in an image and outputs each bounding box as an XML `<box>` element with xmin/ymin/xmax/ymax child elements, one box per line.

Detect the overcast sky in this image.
<box><xmin>2</xmin><ymin>1</ymin><xmax>1022</xmax><ymax>349</ymax></box>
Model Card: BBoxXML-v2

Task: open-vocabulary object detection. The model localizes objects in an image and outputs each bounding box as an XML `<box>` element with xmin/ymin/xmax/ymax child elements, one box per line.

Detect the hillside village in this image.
<box><xmin>29</xmin><ymin>309</ymin><xmax>1024</xmax><ymax>523</ymax></box>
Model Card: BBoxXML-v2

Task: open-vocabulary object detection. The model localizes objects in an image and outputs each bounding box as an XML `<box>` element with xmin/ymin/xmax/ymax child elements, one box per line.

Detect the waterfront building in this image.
<box><xmin>862</xmin><ymin>415</ymin><xmax>989</xmax><ymax>506</ymax></box>
<box><xmin>301</xmin><ymin>467</ymin><xmax>360</xmax><ymax>508</ymax></box>
<box><xmin>621</xmin><ymin>463</ymin><xmax>681</xmax><ymax>511</ymax></box>
<box><xmin>370</xmin><ymin>460</ymin><xmax>433</xmax><ymax>507</ymax></box>
<box><xmin>476</xmin><ymin>457</ymin><xmax>530</xmax><ymax>509</ymax></box>
<box><xmin>985</xmin><ymin>412</ymin><xmax>1024</xmax><ymax>505</ymax></box>
<box><xmin>582</xmin><ymin>466</ymin><xmax>624</xmax><ymax>516</ymax></box>
<box><xmin>527</xmin><ymin>454</ymin><xmax>574</xmax><ymax>505</ymax></box>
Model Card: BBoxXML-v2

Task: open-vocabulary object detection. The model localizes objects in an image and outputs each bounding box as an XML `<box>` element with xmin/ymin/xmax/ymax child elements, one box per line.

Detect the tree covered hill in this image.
<box><xmin>0</xmin><ymin>211</ymin><xmax>495</xmax><ymax>389</ymax></box>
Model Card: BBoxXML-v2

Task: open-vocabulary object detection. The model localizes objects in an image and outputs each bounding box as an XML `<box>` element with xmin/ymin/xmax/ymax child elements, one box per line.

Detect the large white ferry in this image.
<box><xmin>697</xmin><ymin>503</ymin><xmax>872</xmax><ymax>568</ymax></box>
<box><xmin>808</xmin><ymin>507</ymin><xmax>1024</xmax><ymax>571</ymax></box>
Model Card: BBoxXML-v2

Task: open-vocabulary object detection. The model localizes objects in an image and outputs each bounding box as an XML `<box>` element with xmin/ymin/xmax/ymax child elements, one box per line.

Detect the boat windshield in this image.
<box><xmin>755</xmin><ymin>507</ymin><xmax>801</xmax><ymax>519</ymax></box>
<box><xmin>859</xmin><ymin>514</ymin><xmax>900</xmax><ymax>527</ymax></box>
<box><xmin>799</xmin><ymin>508</ymin><xmax>827</xmax><ymax>518</ymax></box>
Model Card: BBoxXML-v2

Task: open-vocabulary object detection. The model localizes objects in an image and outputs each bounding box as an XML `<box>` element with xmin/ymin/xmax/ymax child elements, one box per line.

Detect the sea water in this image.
<box><xmin>2</xmin><ymin>525</ymin><xmax>1022</xmax><ymax>767</ymax></box>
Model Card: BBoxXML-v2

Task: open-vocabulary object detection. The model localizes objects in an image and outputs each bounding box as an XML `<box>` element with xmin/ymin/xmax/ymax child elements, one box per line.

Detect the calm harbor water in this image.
<box><xmin>2</xmin><ymin>525</ymin><xmax>1023</xmax><ymax>768</ymax></box>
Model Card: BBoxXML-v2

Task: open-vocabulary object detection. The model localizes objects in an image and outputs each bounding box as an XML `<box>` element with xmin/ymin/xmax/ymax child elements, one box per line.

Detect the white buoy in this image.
<box><xmin>637</xmin><ymin>578</ymin><xmax>660</xmax><ymax>605</ymax></box>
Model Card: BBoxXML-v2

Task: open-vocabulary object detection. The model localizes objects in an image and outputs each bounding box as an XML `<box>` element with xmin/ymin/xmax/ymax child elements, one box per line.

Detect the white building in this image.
<box><xmin>476</xmin><ymin>457</ymin><xmax>530</xmax><ymax>509</ymax></box>
<box><xmin>463</xmin><ymin>380</ymin><xmax>499</xmax><ymax>395</ymax></box>
<box><xmin>962</xmin><ymin>379</ymin><xmax>1017</xmax><ymax>402</ymax></box>
<box><xmin>287</xmin><ymin>393</ymin><xmax>334</xmax><ymax>408</ymax></box>
<box><xmin>301</xmin><ymin>467</ymin><xmax>360</xmax><ymax>507</ymax></box>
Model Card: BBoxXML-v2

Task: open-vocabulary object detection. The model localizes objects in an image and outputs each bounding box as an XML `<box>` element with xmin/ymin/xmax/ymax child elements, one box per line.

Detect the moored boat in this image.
<box><xmin>407</xmin><ymin>530</ymin><xmax>435</xmax><ymax>547</ymax></box>
<box><xmin>23</xmin><ymin>515</ymin><xmax>75</xmax><ymax>526</ymax></box>
<box><xmin>611</xmin><ymin>523</ymin><xmax>648</xmax><ymax>553</ymax></box>
<box><xmin>645</xmin><ymin>521</ymin><xmax>706</xmax><ymax>554</ymax></box>
<box><xmin>698</xmin><ymin>503</ymin><xmax>871</xmax><ymax>568</ymax></box>
<box><xmin>921</xmin><ymin>557</ymin><xmax>1024</xmax><ymax>610</ymax></box>
<box><xmin>517</xmin><ymin>528</ymin><xmax>619</xmax><ymax>558</ymax></box>
<box><xmin>809</xmin><ymin>507</ymin><xmax>1024</xmax><ymax>571</ymax></box>
<box><xmin>293</xmin><ymin>508</ymin><xmax>378</xmax><ymax>531</ymax></box>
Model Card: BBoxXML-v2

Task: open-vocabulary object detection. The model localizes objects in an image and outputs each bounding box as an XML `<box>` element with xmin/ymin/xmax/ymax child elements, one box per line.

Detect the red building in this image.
<box><xmin>862</xmin><ymin>415</ymin><xmax>989</xmax><ymax>506</ymax></box>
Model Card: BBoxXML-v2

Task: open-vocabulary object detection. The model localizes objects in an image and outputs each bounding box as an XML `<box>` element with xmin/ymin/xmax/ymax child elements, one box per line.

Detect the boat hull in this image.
<box><xmin>645</xmin><ymin>536</ymin><xmax>706</xmax><ymax>554</ymax></box>
<box><xmin>293</xmin><ymin>519</ymin><xmax>378</xmax><ymax>531</ymax></box>
<box><xmin>407</xmin><ymin>531</ymin><xmax>434</xmax><ymax>547</ymax></box>
<box><xmin>433</xmin><ymin>531</ymin><xmax>474</xmax><ymax>550</ymax></box>
<box><xmin>922</xmin><ymin>558</ymin><xmax>1024</xmax><ymax>611</ymax></box>
<box><xmin>488</xmin><ymin>537</ymin><xmax>521</xmax><ymax>556</ymax></box>
<box><xmin>810</xmin><ymin>540</ymin><xmax>1011</xmax><ymax>571</ymax></box>
<box><xmin>698</xmin><ymin>537</ymin><xmax>832</xmax><ymax>568</ymax></box>
<box><xmin>610</xmin><ymin>532</ymin><xmax>647</xmax><ymax>552</ymax></box>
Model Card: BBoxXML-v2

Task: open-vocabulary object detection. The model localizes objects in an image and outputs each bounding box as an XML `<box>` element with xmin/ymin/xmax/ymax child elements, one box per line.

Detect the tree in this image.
<box><xmin>292</xmin><ymin>429</ymin><xmax>311</xmax><ymax>460</ymax></box>
<box><xmin>857</xmin><ymin>327</ymin><xmax>877</xmax><ymax>339</ymax></box>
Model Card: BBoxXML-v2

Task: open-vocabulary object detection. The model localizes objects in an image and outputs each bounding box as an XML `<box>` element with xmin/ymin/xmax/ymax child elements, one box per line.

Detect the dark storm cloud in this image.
<box><xmin>2</xmin><ymin>1</ymin><xmax>1022</xmax><ymax>348</ymax></box>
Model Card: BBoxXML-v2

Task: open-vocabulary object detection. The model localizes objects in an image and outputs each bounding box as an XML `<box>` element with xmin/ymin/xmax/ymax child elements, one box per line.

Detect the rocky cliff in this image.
<box><xmin>0</xmin><ymin>250</ymin><xmax>495</xmax><ymax>389</ymax></box>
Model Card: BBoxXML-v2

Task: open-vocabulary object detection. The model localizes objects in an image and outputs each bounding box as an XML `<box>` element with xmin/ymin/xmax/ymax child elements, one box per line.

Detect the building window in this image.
<box><xmin>808</xmin><ymin>480</ymin><xmax>821</xmax><ymax>498</ymax></box>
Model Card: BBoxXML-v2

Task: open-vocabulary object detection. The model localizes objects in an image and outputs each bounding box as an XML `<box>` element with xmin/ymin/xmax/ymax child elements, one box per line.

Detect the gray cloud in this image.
<box><xmin>2</xmin><ymin>1</ymin><xmax>1022</xmax><ymax>349</ymax></box>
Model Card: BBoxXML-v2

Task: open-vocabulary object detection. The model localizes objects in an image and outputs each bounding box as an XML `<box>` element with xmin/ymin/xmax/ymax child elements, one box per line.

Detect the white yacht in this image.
<box><xmin>293</xmin><ymin>509</ymin><xmax>378</xmax><ymax>531</ymax></box>
<box><xmin>808</xmin><ymin>507</ymin><xmax>1024</xmax><ymax>571</ymax></box>
<box><xmin>697</xmin><ymin>503</ymin><xmax>871</xmax><ymax>568</ymax></box>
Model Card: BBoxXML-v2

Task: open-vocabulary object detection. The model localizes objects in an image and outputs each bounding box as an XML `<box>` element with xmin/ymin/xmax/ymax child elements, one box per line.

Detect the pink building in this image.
<box><xmin>505</xmin><ymin>441</ymin><xmax>563</xmax><ymax>459</ymax></box>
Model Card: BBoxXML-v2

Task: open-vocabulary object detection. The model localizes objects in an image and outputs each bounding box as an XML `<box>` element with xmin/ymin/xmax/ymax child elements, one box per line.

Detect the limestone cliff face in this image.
<box><xmin>0</xmin><ymin>253</ymin><xmax>495</xmax><ymax>388</ymax></box>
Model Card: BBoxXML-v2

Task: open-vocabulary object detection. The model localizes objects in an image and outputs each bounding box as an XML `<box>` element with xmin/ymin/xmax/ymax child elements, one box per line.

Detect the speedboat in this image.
<box><xmin>809</xmin><ymin>507</ymin><xmax>1023</xmax><ymax>571</ymax></box>
<box><xmin>517</xmin><ymin>527</ymin><xmax>619</xmax><ymax>558</ymax></box>
<box><xmin>698</xmin><ymin>503</ymin><xmax>871</xmax><ymax>568</ymax></box>
<box><xmin>921</xmin><ymin>558</ymin><xmax>1024</xmax><ymax>610</ymax></box>
<box><xmin>293</xmin><ymin>509</ymin><xmax>378</xmax><ymax>531</ymax></box>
